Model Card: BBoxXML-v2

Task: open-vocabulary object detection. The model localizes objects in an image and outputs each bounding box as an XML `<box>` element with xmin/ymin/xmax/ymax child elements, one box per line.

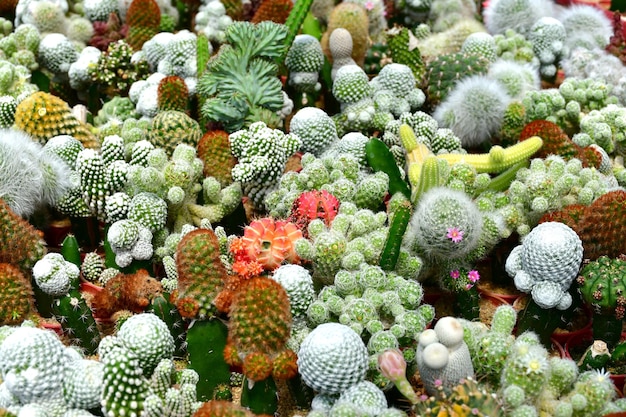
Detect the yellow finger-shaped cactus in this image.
<box><xmin>399</xmin><ymin>123</ymin><xmax>433</xmax><ymax>165</ymax></box>
<box><xmin>437</xmin><ymin>136</ymin><xmax>543</xmax><ymax>173</ymax></box>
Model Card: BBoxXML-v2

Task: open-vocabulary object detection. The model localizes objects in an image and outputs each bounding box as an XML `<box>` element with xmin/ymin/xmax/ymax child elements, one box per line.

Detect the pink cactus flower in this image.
<box><xmin>446</xmin><ymin>227</ymin><xmax>464</xmax><ymax>243</ymax></box>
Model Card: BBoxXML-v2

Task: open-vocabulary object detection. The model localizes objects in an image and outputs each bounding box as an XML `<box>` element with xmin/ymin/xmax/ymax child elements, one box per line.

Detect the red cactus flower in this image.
<box><xmin>289</xmin><ymin>190</ymin><xmax>340</xmax><ymax>237</ymax></box>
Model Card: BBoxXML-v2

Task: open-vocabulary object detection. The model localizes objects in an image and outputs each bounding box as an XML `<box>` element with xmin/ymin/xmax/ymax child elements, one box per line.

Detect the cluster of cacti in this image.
<box><xmin>576</xmin><ymin>104</ymin><xmax>626</xmax><ymax>157</ymax></box>
<box><xmin>289</xmin><ymin>107</ymin><xmax>338</xmax><ymax>155</ymax></box>
<box><xmin>493</xmin><ymin>28</ymin><xmax>538</xmax><ymax>65</ymax></box>
<box><xmin>228</xmin><ymin>120</ymin><xmax>301</xmax><ymax>208</ymax></box>
<box><xmin>13</xmin><ymin>92</ymin><xmax>99</xmax><ymax>148</ymax></box>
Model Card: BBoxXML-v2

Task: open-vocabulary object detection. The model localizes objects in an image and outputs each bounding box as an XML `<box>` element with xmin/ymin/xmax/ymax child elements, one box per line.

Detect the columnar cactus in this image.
<box><xmin>577</xmin><ymin>255</ymin><xmax>626</xmax><ymax>348</ymax></box>
<box><xmin>0</xmin><ymin>199</ymin><xmax>46</xmax><ymax>270</ymax></box>
<box><xmin>124</xmin><ymin>0</ymin><xmax>160</xmax><ymax>51</ymax></box>
<box><xmin>285</xmin><ymin>35</ymin><xmax>324</xmax><ymax>95</ymax></box>
<box><xmin>196</xmin><ymin>130</ymin><xmax>236</xmax><ymax>186</ymax></box>
<box><xmin>0</xmin><ymin>263</ymin><xmax>36</xmax><ymax>325</ymax></box>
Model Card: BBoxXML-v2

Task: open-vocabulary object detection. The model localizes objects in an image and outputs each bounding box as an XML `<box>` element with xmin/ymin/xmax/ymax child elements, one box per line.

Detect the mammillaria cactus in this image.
<box><xmin>577</xmin><ymin>255</ymin><xmax>626</xmax><ymax>348</ymax></box>
<box><xmin>285</xmin><ymin>34</ymin><xmax>324</xmax><ymax>95</ymax></box>
<box><xmin>298</xmin><ymin>322</ymin><xmax>369</xmax><ymax>395</ymax></box>
<box><xmin>506</xmin><ymin>221</ymin><xmax>583</xmax><ymax>310</ymax></box>
<box><xmin>196</xmin><ymin>129</ymin><xmax>236</xmax><ymax>186</ymax></box>
<box><xmin>63</xmin><ymin>359</ymin><xmax>104</xmax><ymax>410</ymax></box>
<box><xmin>320</xmin><ymin>2</ymin><xmax>369</xmax><ymax>67</ymax></box>
<box><xmin>482</xmin><ymin>0</ymin><xmax>554</xmax><ymax>37</ymax></box>
<box><xmin>148</xmin><ymin>110</ymin><xmax>202</xmax><ymax>157</ymax></box>
<box><xmin>0</xmin><ymin>325</ymin><xmax>69</xmax><ymax>405</ymax></box>
<box><xmin>229</xmin><ymin>121</ymin><xmax>302</xmax><ymax>208</ymax></box>
<box><xmin>416</xmin><ymin>316</ymin><xmax>474</xmax><ymax>396</ymax></box>
<box><xmin>289</xmin><ymin>107</ymin><xmax>338</xmax><ymax>156</ymax></box>
<box><xmin>271</xmin><ymin>264</ymin><xmax>315</xmax><ymax>321</ymax></box>
<box><xmin>434</xmin><ymin>75</ymin><xmax>512</xmax><ymax>148</ymax></box>
<box><xmin>175</xmin><ymin>228</ymin><xmax>227</xmax><ymax>318</ymax></box>
<box><xmin>528</xmin><ymin>17</ymin><xmax>568</xmax><ymax>81</ymax></box>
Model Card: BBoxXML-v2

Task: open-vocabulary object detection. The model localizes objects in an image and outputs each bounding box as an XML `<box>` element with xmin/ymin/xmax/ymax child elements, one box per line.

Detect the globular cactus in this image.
<box><xmin>175</xmin><ymin>228</ymin><xmax>228</xmax><ymax>319</ymax></box>
<box><xmin>320</xmin><ymin>2</ymin><xmax>369</xmax><ymax>67</ymax></box>
<box><xmin>386</xmin><ymin>25</ymin><xmax>425</xmax><ymax>83</ymax></box>
<box><xmin>157</xmin><ymin>75</ymin><xmax>189</xmax><ymax>113</ymax></box>
<box><xmin>149</xmin><ymin>110</ymin><xmax>203</xmax><ymax>157</ymax></box>
<box><xmin>424</xmin><ymin>51</ymin><xmax>491</xmax><ymax>106</ymax></box>
<box><xmin>577</xmin><ymin>255</ymin><xmax>626</xmax><ymax>348</ymax></box>
<box><xmin>0</xmin><ymin>262</ymin><xmax>37</xmax><ymax>325</ymax></box>
<box><xmin>0</xmin><ymin>198</ymin><xmax>46</xmax><ymax>271</ymax></box>
<box><xmin>415</xmin><ymin>316</ymin><xmax>474</xmax><ymax>397</ymax></box>
<box><xmin>195</xmin><ymin>129</ymin><xmax>236</xmax><ymax>187</ymax></box>
<box><xmin>251</xmin><ymin>0</ymin><xmax>293</xmax><ymax>24</ymax></box>
<box><xmin>91</xmin><ymin>269</ymin><xmax>163</xmax><ymax>318</ymax></box>
<box><xmin>285</xmin><ymin>35</ymin><xmax>325</xmax><ymax>95</ymax></box>
<box><xmin>125</xmin><ymin>0</ymin><xmax>161</xmax><ymax>51</ymax></box>
<box><xmin>289</xmin><ymin>106</ymin><xmax>338</xmax><ymax>156</ymax></box>
<box><xmin>13</xmin><ymin>92</ymin><xmax>98</xmax><ymax>148</ymax></box>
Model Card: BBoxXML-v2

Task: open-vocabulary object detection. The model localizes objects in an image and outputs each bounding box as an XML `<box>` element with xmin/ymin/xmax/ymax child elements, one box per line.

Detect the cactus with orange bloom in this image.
<box><xmin>196</xmin><ymin>130</ymin><xmax>237</xmax><ymax>187</ymax></box>
<box><xmin>251</xmin><ymin>0</ymin><xmax>293</xmax><ymax>24</ymax></box>
<box><xmin>125</xmin><ymin>0</ymin><xmax>161</xmax><ymax>51</ymax></box>
<box><xmin>229</xmin><ymin>217</ymin><xmax>303</xmax><ymax>277</ymax></box>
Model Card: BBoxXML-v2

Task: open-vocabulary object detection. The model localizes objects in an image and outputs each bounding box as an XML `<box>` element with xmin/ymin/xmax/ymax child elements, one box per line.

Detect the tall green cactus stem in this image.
<box><xmin>61</xmin><ymin>234</ymin><xmax>81</xmax><ymax>269</ymax></box>
<box><xmin>379</xmin><ymin>194</ymin><xmax>411</xmax><ymax>271</ymax></box>
<box><xmin>486</xmin><ymin>160</ymin><xmax>528</xmax><ymax>192</ymax></box>
<box><xmin>411</xmin><ymin>155</ymin><xmax>442</xmax><ymax>204</ymax></box>
<box><xmin>148</xmin><ymin>293</ymin><xmax>187</xmax><ymax>358</ymax></box>
<box><xmin>365</xmin><ymin>137</ymin><xmax>411</xmax><ymax>199</ymax></box>
<box><xmin>186</xmin><ymin>318</ymin><xmax>231</xmax><ymax>402</ymax></box>
<box><xmin>577</xmin><ymin>255</ymin><xmax>626</xmax><ymax>349</ymax></box>
<box><xmin>386</xmin><ymin>25</ymin><xmax>425</xmax><ymax>83</ymax></box>
<box><xmin>282</xmin><ymin>0</ymin><xmax>315</xmax><ymax>62</ymax></box>
<box><xmin>197</xmin><ymin>34</ymin><xmax>211</xmax><ymax>78</ymax></box>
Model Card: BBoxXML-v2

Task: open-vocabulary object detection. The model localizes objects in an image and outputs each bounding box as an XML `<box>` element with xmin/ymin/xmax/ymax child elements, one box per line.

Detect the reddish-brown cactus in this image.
<box><xmin>540</xmin><ymin>190</ymin><xmax>626</xmax><ymax>260</ymax></box>
<box><xmin>90</xmin><ymin>269</ymin><xmax>162</xmax><ymax>318</ymax></box>
<box><xmin>519</xmin><ymin>120</ymin><xmax>602</xmax><ymax>169</ymax></box>
<box><xmin>175</xmin><ymin>228</ymin><xmax>228</xmax><ymax>319</ymax></box>
<box><xmin>196</xmin><ymin>130</ymin><xmax>237</xmax><ymax>187</ymax></box>
<box><xmin>0</xmin><ymin>199</ymin><xmax>46</xmax><ymax>271</ymax></box>
<box><xmin>124</xmin><ymin>0</ymin><xmax>160</xmax><ymax>51</ymax></box>
<box><xmin>90</xmin><ymin>12</ymin><xmax>129</xmax><ymax>51</ymax></box>
<box><xmin>251</xmin><ymin>0</ymin><xmax>293</xmax><ymax>24</ymax></box>
<box><xmin>0</xmin><ymin>262</ymin><xmax>37</xmax><ymax>325</ymax></box>
<box><xmin>192</xmin><ymin>400</ymin><xmax>255</xmax><ymax>417</ymax></box>
<box><xmin>157</xmin><ymin>75</ymin><xmax>189</xmax><ymax>113</ymax></box>
<box><xmin>288</xmin><ymin>189</ymin><xmax>340</xmax><ymax>237</ymax></box>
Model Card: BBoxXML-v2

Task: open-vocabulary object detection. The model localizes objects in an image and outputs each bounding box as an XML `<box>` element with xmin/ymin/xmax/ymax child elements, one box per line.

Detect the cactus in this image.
<box><xmin>196</xmin><ymin>129</ymin><xmax>236</xmax><ymax>187</ymax></box>
<box><xmin>89</xmin><ymin>40</ymin><xmax>151</xmax><ymax>98</ymax></box>
<box><xmin>13</xmin><ymin>92</ymin><xmax>99</xmax><ymax>149</ymax></box>
<box><xmin>386</xmin><ymin>25</ymin><xmax>425</xmax><ymax>83</ymax></box>
<box><xmin>147</xmin><ymin>293</ymin><xmax>187</xmax><ymax>358</ymax></box>
<box><xmin>320</xmin><ymin>2</ymin><xmax>369</xmax><ymax>67</ymax></box>
<box><xmin>287</xmin><ymin>189</ymin><xmax>340</xmax><ymax>238</ymax></box>
<box><xmin>125</xmin><ymin>0</ymin><xmax>161</xmax><ymax>51</ymax></box>
<box><xmin>282</xmin><ymin>0</ymin><xmax>316</xmax><ymax>61</ymax></box>
<box><xmin>0</xmin><ymin>199</ymin><xmax>46</xmax><ymax>271</ymax></box>
<box><xmin>379</xmin><ymin>194</ymin><xmax>411</xmax><ymax>271</ymax></box>
<box><xmin>577</xmin><ymin>255</ymin><xmax>626</xmax><ymax>348</ymax></box>
<box><xmin>425</xmin><ymin>51</ymin><xmax>491</xmax><ymax>106</ymax></box>
<box><xmin>175</xmin><ymin>228</ymin><xmax>228</xmax><ymax>318</ymax></box>
<box><xmin>0</xmin><ymin>262</ymin><xmax>37</xmax><ymax>325</ymax></box>
<box><xmin>251</xmin><ymin>0</ymin><xmax>293</xmax><ymax>24</ymax></box>
<box><xmin>149</xmin><ymin>110</ymin><xmax>203</xmax><ymax>157</ymax></box>
<box><xmin>157</xmin><ymin>75</ymin><xmax>189</xmax><ymax>113</ymax></box>
<box><xmin>91</xmin><ymin>269</ymin><xmax>163</xmax><ymax>318</ymax></box>
<box><xmin>415</xmin><ymin>316</ymin><xmax>474</xmax><ymax>396</ymax></box>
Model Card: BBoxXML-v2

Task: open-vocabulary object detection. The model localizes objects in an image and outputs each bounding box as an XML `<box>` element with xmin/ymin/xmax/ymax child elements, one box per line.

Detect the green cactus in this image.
<box><xmin>386</xmin><ymin>25</ymin><xmax>425</xmax><ymax>83</ymax></box>
<box><xmin>147</xmin><ymin>293</ymin><xmax>187</xmax><ymax>358</ymax></box>
<box><xmin>577</xmin><ymin>255</ymin><xmax>626</xmax><ymax>348</ymax></box>
<box><xmin>149</xmin><ymin>110</ymin><xmax>202</xmax><ymax>157</ymax></box>
<box><xmin>157</xmin><ymin>76</ymin><xmax>189</xmax><ymax>113</ymax></box>
<box><xmin>379</xmin><ymin>194</ymin><xmax>412</xmax><ymax>271</ymax></box>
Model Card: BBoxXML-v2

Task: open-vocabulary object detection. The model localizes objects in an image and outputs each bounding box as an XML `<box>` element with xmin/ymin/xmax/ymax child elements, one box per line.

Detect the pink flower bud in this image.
<box><xmin>377</xmin><ymin>348</ymin><xmax>407</xmax><ymax>381</ymax></box>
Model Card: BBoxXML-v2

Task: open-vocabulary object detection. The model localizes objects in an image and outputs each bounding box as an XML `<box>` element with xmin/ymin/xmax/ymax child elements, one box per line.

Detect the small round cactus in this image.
<box><xmin>298</xmin><ymin>322</ymin><xmax>369</xmax><ymax>395</ymax></box>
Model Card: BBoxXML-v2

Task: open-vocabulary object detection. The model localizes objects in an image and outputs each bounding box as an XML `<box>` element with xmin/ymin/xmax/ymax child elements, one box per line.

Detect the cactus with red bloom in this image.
<box><xmin>288</xmin><ymin>190</ymin><xmax>340</xmax><ymax>237</ymax></box>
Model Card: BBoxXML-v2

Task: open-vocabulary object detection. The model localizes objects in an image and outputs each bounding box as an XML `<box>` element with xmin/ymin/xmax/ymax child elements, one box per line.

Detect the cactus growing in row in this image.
<box><xmin>577</xmin><ymin>255</ymin><xmax>626</xmax><ymax>349</ymax></box>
